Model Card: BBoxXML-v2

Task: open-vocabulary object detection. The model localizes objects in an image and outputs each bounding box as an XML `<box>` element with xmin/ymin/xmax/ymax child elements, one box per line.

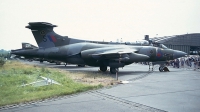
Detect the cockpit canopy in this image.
<box><xmin>153</xmin><ymin>43</ymin><xmax>168</xmax><ymax>49</ymax></box>
<box><xmin>125</xmin><ymin>40</ymin><xmax>149</xmax><ymax>46</ymax></box>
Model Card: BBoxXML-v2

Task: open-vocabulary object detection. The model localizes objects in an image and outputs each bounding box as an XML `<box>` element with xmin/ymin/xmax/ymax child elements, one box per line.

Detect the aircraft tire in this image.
<box><xmin>159</xmin><ymin>67</ymin><xmax>164</xmax><ymax>72</ymax></box>
<box><xmin>40</xmin><ymin>60</ymin><xmax>43</xmax><ymax>63</ymax></box>
<box><xmin>100</xmin><ymin>66</ymin><xmax>107</xmax><ymax>72</ymax></box>
<box><xmin>163</xmin><ymin>67</ymin><xmax>170</xmax><ymax>72</ymax></box>
<box><xmin>28</xmin><ymin>59</ymin><xmax>33</xmax><ymax>62</ymax></box>
<box><xmin>56</xmin><ymin>62</ymin><xmax>61</xmax><ymax>65</ymax></box>
<box><xmin>78</xmin><ymin>65</ymin><xmax>85</xmax><ymax>67</ymax></box>
<box><xmin>110</xmin><ymin>67</ymin><xmax>119</xmax><ymax>74</ymax></box>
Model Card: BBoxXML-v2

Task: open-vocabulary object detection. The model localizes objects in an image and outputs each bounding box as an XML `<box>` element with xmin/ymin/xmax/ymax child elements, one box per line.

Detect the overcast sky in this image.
<box><xmin>0</xmin><ymin>0</ymin><xmax>200</xmax><ymax>50</ymax></box>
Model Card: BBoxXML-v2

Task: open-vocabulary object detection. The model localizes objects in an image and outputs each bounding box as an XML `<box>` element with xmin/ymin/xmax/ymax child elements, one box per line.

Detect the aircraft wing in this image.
<box><xmin>82</xmin><ymin>47</ymin><xmax>149</xmax><ymax>62</ymax></box>
<box><xmin>90</xmin><ymin>48</ymin><xmax>138</xmax><ymax>60</ymax></box>
<box><xmin>91</xmin><ymin>48</ymin><xmax>137</xmax><ymax>56</ymax></box>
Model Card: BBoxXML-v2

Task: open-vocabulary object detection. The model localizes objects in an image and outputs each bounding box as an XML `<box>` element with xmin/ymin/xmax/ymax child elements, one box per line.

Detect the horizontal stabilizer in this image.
<box><xmin>26</xmin><ymin>22</ymin><xmax>57</xmax><ymax>30</ymax></box>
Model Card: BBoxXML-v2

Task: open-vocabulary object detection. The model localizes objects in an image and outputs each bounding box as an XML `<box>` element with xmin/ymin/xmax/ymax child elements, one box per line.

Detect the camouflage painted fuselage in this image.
<box><xmin>12</xmin><ymin>42</ymin><xmax>184</xmax><ymax>68</ymax></box>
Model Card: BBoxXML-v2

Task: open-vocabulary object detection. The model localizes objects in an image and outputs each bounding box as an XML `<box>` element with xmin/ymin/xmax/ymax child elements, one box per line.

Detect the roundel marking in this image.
<box><xmin>40</xmin><ymin>30</ymin><xmax>46</xmax><ymax>35</ymax></box>
<box><xmin>157</xmin><ymin>53</ymin><xmax>161</xmax><ymax>57</ymax></box>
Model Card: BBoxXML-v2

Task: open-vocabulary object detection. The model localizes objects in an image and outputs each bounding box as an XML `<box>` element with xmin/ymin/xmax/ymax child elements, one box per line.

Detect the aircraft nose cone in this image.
<box><xmin>173</xmin><ymin>50</ymin><xmax>187</xmax><ymax>59</ymax></box>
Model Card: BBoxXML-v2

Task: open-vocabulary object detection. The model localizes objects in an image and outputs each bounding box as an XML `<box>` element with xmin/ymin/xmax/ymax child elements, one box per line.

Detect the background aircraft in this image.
<box><xmin>11</xmin><ymin>43</ymin><xmax>37</xmax><ymax>60</ymax></box>
<box><xmin>11</xmin><ymin>43</ymin><xmax>63</xmax><ymax>64</ymax></box>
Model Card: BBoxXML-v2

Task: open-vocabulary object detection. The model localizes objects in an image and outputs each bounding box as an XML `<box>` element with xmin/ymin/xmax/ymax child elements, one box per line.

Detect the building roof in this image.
<box><xmin>150</xmin><ymin>33</ymin><xmax>200</xmax><ymax>46</ymax></box>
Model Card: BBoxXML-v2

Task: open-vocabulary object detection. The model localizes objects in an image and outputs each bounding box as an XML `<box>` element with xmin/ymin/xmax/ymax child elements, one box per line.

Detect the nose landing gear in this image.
<box><xmin>159</xmin><ymin>66</ymin><xmax>170</xmax><ymax>72</ymax></box>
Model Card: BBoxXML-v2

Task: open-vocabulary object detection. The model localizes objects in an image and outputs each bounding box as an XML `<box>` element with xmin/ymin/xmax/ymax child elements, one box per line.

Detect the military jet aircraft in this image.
<box><xmin>22</xmin><ymin>42</ymin><xmax>38</xmax><ymax>49</ymax></box>
<box><xmin>12</xmin><ymin>22</ymin><xmax>187</xmax><ymax>74</ymax></box>
<box><xmin>11</xmin><ymin>43</ymin><xmax>37</xmax><ymax>60</ymax></box>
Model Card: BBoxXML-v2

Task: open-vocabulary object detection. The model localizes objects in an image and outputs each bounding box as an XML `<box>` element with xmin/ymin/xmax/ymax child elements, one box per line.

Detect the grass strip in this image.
<box><xmin>0</xmin><ymin>61</ymin><xmax>112</xmax><ymax>106</ymax></box>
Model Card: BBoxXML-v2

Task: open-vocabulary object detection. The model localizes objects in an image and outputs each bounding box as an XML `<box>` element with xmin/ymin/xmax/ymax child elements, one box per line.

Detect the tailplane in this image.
<box><xmin>26</xmin><ymin>22</ymin><xmax>70</xmax><ymax>48</ymax></box>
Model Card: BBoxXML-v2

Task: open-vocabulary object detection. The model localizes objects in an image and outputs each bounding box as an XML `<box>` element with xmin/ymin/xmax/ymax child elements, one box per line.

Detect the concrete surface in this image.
<box><xmin>1</xmin><ymin>61</ymin><xmax>200</xmax><ymax>112</ymax></box>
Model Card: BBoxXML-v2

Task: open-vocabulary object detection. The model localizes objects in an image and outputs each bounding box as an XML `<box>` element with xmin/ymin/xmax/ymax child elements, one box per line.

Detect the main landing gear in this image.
<box><xmin>110</xmin><ymin>67</ymin><xmax>119</xmax><ymax>74</ymax></box>
<box><xmin>99</xmin><ymin>66</ymin><xmax>119</xmax><ymax>74</ymax></box>
<box><xmin>100</xmin><ymin>66</ymin><xmax>107</xmax><ymax>72</ymax></box>
<box><xmin>40</xmin><ymin>59</ymin><xmax>43</xmax><ymax>63</ymax></box>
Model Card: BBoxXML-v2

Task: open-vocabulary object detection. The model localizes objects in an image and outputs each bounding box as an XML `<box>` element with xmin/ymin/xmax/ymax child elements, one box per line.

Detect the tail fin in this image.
<box><xmin>26</xmin><ymin>22</ymin><xmax>70</xmax><ymax>48</ymax></box>
<box><xmin>22</xmin><ymin>42</ymin><xmax>38</xmax><ymax>49</ymax></box>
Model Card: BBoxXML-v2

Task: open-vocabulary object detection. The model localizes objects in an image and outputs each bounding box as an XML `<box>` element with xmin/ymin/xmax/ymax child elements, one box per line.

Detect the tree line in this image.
<box><xmin>0</xmin><ymin>49</ymin><xmax>11</xmax><ymax>67</ymax></box>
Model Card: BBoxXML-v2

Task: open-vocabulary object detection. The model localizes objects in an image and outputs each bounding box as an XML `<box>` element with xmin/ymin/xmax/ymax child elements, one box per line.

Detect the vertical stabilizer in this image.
<box><xmin>26</xmin><ymin>22</ymin><xmax>70</xmax><ymax>48</ymax></box>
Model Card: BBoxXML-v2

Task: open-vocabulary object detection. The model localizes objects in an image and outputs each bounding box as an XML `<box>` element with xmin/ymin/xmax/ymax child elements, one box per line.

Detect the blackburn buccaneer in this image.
<box><xmin>12</xmin><ymin>22</ymin><xmax>187</xmax><ymax>74</ymax></box>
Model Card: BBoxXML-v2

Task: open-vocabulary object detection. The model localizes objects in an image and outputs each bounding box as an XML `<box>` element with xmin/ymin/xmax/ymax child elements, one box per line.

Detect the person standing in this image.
<box><xmin>189</xmin><ymin>57</ymin><xmax>192</xmax><ymax>67</ymax></box>
<box><xmin>177</xmin><ymin>58</ymin><xmax>180</xmax><ymax>68</ymax></box>
<box><xmin>181</xmin><ymin>58</ymin><xmax>184</xmax><ymax>68</ymax></box>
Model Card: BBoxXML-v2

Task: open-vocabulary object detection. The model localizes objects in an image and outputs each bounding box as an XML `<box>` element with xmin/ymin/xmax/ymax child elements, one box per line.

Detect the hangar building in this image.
<box><xmin>149</xmin><ymin>33</ymin><xmax>200</xmax><ymax>55</ymax></box>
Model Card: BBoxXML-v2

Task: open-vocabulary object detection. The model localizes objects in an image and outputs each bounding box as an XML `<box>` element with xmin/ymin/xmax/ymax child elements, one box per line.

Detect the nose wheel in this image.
<box><xmin>159</xmin><ymin>66</ymin><xmax>164</xmax><ymax>72</ymax></box>
<box><xmin>159</xmin><ymin>66</ymin><xmax>170</xmax><ymax>72</ymax></box>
